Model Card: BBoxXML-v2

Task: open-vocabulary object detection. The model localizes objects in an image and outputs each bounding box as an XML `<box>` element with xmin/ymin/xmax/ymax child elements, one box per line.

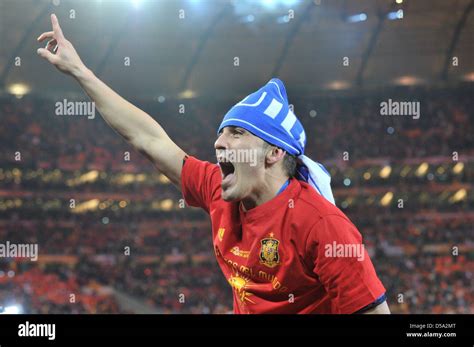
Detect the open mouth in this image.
<box><xmin>219</xmin><ymin>161</ymin><xmax>235</xmax><ymax>178</ymax></box>
<box><xmin>218</xmin><ymin>161</ymin><xmax>236</xmax><ymax>189</ymax></box>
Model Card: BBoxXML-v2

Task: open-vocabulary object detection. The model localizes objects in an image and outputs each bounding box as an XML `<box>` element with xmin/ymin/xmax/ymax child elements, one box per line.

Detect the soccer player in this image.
<box><xmin>37</xmin><ymin>14</ymin><xmax>390</xmax><ymax>314</ymax></box>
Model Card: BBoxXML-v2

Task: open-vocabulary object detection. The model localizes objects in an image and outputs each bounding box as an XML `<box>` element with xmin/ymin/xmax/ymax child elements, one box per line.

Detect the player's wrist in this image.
<box><xmin>72</xmin><ymin>64</ymin><xmax>91</xmax><ymax>82</ymax></box>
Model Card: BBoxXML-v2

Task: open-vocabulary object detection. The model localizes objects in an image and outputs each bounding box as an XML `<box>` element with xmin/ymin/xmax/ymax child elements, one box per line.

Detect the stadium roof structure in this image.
<box><xmin>0</xmin><ymin>0</ymin><xmax>473</xmax><ymax>99</ymax></box>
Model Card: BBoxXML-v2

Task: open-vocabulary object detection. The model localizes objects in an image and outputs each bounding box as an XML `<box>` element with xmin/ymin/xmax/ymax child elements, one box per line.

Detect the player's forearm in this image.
<box><xmin>36</xmin><ymin>14</ymin><xmax>185</xmax><ymax>186</ymax></box>
<box><xmin>73</xmin><ymin>66</ymin><xmax>167</xmax><ymax>150</ymax></box>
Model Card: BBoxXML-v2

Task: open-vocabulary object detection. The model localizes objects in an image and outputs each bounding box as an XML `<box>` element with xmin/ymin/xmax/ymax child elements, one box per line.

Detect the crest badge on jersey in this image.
<box><xmin>259</xmin><ymin>233</ymin><xmax>281</xmax><ymax>268</ymax></box>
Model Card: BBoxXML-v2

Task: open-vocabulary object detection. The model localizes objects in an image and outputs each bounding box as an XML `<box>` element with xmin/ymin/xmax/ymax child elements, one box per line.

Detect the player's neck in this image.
<box><xmin>240</xmin><ymin>174</ymin><xmax>289</xmax><ymax>211</ymax></box>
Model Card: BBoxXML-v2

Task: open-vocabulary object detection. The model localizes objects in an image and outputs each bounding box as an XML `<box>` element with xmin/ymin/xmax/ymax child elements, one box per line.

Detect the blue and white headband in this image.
<box><xmin>217</xmin><ymin>78</ymin><xmax>335</xmax><ymax>205</ymax></box>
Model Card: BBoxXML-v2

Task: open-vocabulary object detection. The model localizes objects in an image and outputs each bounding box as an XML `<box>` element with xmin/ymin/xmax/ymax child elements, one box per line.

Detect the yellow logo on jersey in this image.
<box><xmin>230</xmin><ymin>246</ymin><xmax>250</xmax><ymax>258</ymax></box>
<box><xmin>259</xmin><ymin>233</ymin><xmax>281</xmax><ymax>268</ymax></box>
<box><xmin>218</xmin><ymin>227</ymin><xmax>225</xmax><ymax>242</ymax></box>
<box><xmin>228</xmin><ymin>273</ymin><xmax>255</xmax><ymax>304</ymax></box>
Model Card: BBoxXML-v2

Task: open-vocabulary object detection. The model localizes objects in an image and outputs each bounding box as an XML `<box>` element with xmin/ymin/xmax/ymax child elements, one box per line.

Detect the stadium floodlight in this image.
<box><xmin>261</xmin><ymin>0</ymin><xmax>277</xmax><ymax>10</ymax></box>
<box><xmin>7</xmin><ymin>83</ymin><xmax>30</xmax><ymax>98</ymax></box>
<box><xmin>394</xmin><ymin>75</ymin><xmax>421</xmax><ymax>86</ymax></box>
<box><xmin>179</xmin><ymin>89</ymin><xmax>197</xmax><ymax>99</ymax></box>
<box><xmin>131</xmin><ymin>0</ymin><xmax>143</xmax><ymax>9</ymax></box>
<box><xmin>240</xmin><ymin>14</ymin><xmax>255</xmax><ymax>23</ymax></box>
<box><xmin>281</xmin><ymin>0</ymin><xmax>299</xmax><ymax>5</ymax></box>
<box><xmin>233</xmin><ymin>0</ymin><xmax>301</xmax><ymax>16</ymax></box>
<box><xmin>379</xmin><ymin>165</ymin><xmax>392</xmax><ymax>179</ymax></box>
<box><xmin>261</xmin><ymin>0</ymin><xmax>300</xmax><ymax>6</ymax></box>
<box><xmin>326</xmin><ymin>80</ymin><xmax>351</xmax><ymax>90</ymax></box>
<box><xmin>387</xmin><ymin>9</ymin><xmax>403</xmax><ymax>20</ymax></box>
<box><xmin>380</xmin><ymin>192</ymin><xmax>394</xmax><ymax>206</ymax></box>
<box><xmin>276</xmin><ymin>15</ymin><xmax>290</xmax><ymax>24</ymax></box>
<box><xmin>1</xmin><ymin>305</ymin><xmax>22</xmax><ymax>314</ymax></box>
<box><xmin>452</xmin><ymin>162</ymin><xmax>464</xmax><ymax>174</ymax></box>
<box><xmin>449</xmin><ymin>189</ymin><xmax>467</xmax><ymax>203</ymax></box>
<box><xmin>347</xmin><ymin>13</ymin><xmax>367</xmax><ymax>23</ymax></box>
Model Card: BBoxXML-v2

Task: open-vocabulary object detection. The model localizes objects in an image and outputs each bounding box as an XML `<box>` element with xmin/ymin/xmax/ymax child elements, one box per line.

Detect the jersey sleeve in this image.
<box><xmin>180</xmin><ymin>155</ymin><xmax>221</xmax><ymax>213</ymax></box>
<box><xmin>305</xmin><ymin>214</ymin><xmax>386</xmax><ymax>314</ymax></box>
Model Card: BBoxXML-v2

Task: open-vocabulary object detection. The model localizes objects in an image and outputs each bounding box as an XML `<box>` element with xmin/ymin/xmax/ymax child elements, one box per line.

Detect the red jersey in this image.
<box><xmin>181</xmin><ymin>156</ymin><xmax>385</xmax><ymax>314</ymax></box>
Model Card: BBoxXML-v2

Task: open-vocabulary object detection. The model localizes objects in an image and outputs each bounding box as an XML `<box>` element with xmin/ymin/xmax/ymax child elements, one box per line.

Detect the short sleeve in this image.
<box><xmin>180</xmin><ymin>156</ymin><xmax>221</xmax><ymax>213</ymax></box>
<box><xmin>305</xmin><ymin>214</ymin><xmax>386</xmax><ymax>314</ymax></box>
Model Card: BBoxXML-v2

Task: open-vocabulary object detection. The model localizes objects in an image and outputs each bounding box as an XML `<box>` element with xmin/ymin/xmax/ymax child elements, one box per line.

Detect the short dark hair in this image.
<box><xmin>262</xmin><ymin>141</ymin><xmax>297</xmax><ymax>178</ymax></box>
<box><xmin>282</xmin><ymin>153</ymin><xmax>297</xmax><ymax>178</ymax></box>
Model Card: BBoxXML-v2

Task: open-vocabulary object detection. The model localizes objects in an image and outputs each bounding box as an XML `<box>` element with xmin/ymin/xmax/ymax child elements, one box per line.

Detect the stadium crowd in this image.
<box><xmin>0</xmin><ymin>86</ymin><xmax>472</xmax><ymax>314</ymax></box>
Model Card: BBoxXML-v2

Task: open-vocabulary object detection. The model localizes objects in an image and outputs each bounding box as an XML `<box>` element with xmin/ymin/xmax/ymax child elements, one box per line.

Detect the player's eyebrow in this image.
<box><xmin>229</xmin><ymin>126</ymin><xmax>246</xmax><ymax>134</ymax></box>
<box><xmin>217</xmin><ymin>126</ymin><xmax>246</xmax><ymax>136</ymax></box>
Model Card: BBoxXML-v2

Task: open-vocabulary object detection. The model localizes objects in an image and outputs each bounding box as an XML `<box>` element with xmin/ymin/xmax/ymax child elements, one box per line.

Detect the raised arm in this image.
<box><xmin>37</xmin><ymin>14</ymin><xmax>186</xmax><ymax>188</ymax></box>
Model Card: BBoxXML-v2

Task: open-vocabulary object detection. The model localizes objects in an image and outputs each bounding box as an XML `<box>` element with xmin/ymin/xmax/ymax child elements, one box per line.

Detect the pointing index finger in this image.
<box><xmin>51</xmin><ymin>14</ymin><xmax>65</xmax><ymax>41</ymax></box>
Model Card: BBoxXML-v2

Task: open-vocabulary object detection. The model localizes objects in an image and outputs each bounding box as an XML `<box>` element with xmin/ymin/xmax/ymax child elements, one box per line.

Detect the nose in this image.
<box><xmin>214</xmin><ymin>131</ymin><xmax>228</xmax><ymax>151</ymax></box>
